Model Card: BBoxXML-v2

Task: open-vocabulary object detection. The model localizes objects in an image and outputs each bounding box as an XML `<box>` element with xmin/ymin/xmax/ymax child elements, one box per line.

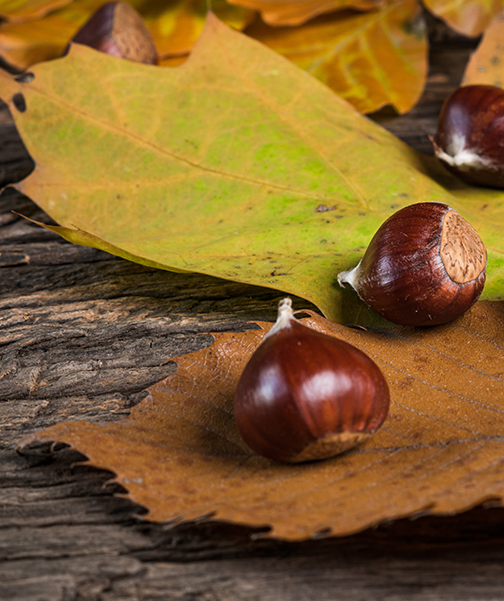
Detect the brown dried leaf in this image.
<box><xmin>20</xmin><ymin>301</ymin><xmax>504</xmax><ymax>540</ymax></box>
<box><xmin>226</xmin><ymin>0</ymin><xmax>380</xmax><ymax>26</ymax></box>
<box><xmin>463</xmin><ymin>8</ymin><xmax>504</xmax><ymax>86</ymax></box>
<box><xmin>245</xmin><ymin>0</ymin><xmax>428</xmax><ymax>114</ymax></box>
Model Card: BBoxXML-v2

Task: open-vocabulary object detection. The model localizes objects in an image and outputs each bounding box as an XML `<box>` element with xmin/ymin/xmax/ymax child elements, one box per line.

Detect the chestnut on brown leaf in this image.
<box><xmin>433</xmin><ymin>85</ymin><xmax>504</xmax><ymax>188</ymax></box>
<box><xmin>338</xmin><ymin>202</ymin><xmax>486</xmax><ymax>327</ymax></box>
<box><xmin>234</xmin><ymin>298</ymin><xmax>390</xmax><ymax>463</ymax></box>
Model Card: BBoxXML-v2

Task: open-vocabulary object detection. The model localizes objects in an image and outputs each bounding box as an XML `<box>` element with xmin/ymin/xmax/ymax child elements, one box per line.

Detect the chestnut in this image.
<box><xmin>433</xmin><ymin>85</ymin><xmax>504</xmax><ymax>188</ymax></box>
<box><xmin>71</xmin><ymin>1</ymin><xmax>157</xmax><ymax>65</ymax></box>
<box><xmin>233</xmin><ymin>298</ymin><xmax>390</xmax><ymax>463</ymax></box>
<box><xmin>337</xmin><ymin>202</ymin><xmax>486</xmax><ymax>327</ymax></box>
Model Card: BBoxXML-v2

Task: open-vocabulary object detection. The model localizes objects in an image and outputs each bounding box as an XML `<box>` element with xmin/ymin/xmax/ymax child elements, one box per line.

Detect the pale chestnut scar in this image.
<box><xmin>440</xmin><ymin>210</ymin><xmax>486</xmax><ymax>284</ymax></box>
<box><xmin>291</xmin><ymin>432</ymin><xmax>371</xmax><ymax>463</ymax></box>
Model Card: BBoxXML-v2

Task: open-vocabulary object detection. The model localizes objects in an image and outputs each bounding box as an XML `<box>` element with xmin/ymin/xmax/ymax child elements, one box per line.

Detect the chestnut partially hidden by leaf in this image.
<box><xmin>338</xmin><ymin>202</ymin><xmax>486</xmax><ymax>327</ymax></box>
<box><xmin>433</xmin><ymin>85</ymin><xmax>504</xmax><ymax>188</ymax></box>
<box><xmin>234</xmin><ymin>299</ymin><xmax>390</xmax><ymax>463</ymax></box>
<box><xmin>71</xmin><ymin>1</ymin><xmax>157</xmax><ymax>65</ymax></box>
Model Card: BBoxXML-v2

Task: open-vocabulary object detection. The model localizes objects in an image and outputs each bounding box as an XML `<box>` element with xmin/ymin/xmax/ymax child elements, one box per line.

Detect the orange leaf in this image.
<box><xmin>245</xmin><ymin>0</ymin><xmax>427</xmax><ymax>114</ymax></box>
<box><xmin>158</xmin><ymin>54</ymin><xmax>188</xmax><ymax>67</ymax></box>
<box><xmin>463</xmin><ymin>8</ymin><xmax>504</xmax><ymax>86</ymax></box>
<box><xmin>0</xmin><ymin>0</ymin><xmax>254</xmax><ymax>70</ymax></box>
<box><xmin>0</xmin><ymin>0</ymin><xmax>73</xmax><ymax>22</ymax></box>
<box><xmin>20</xmin><ymin>301</ymin><xmax>504</xmax><ymax>540</ymax></box>
<box><xmin>226</xmin><ymin>0</ymin><xmax>380</xmax><ymax>26</ymax></box>
<box><xmin>423</xmin><ymin>0</ymin><xmax>502</xmax><ymax>37</ymax></box>
<box><xmin>150</xmin><ymin>0</ymin><xmax>255</xmax><ymax>60</ymax></box>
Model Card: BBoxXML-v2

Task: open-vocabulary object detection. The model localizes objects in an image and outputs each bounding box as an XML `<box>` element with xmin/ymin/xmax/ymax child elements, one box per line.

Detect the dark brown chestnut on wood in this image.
<box><xmin>71</xmin><ymin>1</ymin><xmax>157</xmax><ymax>65</ymax></box>
<box><xmin>234</xmin><ymin>299</ymin><xmax>390</xmax><ymax>463</ymax></box>
<box><xmin>338</xmin><ymin>202</ymin><xmax>486</xmax><ymax>327</ymax></box>
<box><xmin>433</xmin><ymin>85</ymin><xmax>504</xmax><ymax>188</ymax></box>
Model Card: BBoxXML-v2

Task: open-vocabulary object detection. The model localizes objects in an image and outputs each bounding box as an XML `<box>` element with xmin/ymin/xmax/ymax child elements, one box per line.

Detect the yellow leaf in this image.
<box><xmin>227</xmin><ymin>0</ymin><xmax>380</xmax><ymax>26</ymax></box>
<box><xmin>246</xmin><ymin>0</ymin><xmax>428</xmax><ymax>114</ymax></box>
<box><xmin>1</xmin><ymin>14</ymin><xmax>503</xmax><ymax>325</ymax></box>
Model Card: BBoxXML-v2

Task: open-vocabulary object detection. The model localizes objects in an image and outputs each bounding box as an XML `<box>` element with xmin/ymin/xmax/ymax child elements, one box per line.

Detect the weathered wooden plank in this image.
<box><xmin>4</xmin><ymin>534</ymin><xmax>504</xmax><ymax>600</ymax></box>
<box><xmin>2</xmin><ymin>442</ymin><xmax>504</xmax><ymax>599</ymax></box>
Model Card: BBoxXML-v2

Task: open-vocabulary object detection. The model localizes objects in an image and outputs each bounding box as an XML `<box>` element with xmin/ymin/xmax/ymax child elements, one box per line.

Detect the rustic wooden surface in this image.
<box><xmin>3</xmin><ymin>19</ymin><xmax>504</xmax><ymax>601</ymax></box>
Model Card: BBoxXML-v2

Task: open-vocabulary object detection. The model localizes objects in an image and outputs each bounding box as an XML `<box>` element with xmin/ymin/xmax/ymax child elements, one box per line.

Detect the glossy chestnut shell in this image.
<box><xmin>433</xmin><ymin>85</ymin><xmax>504</xmax><ymax>188</ymax></box>
<box><xmin>234</xmin><ymin>299</ymin><xmax>390</xmax><ymax>463</ymax></box>
<box><xmin>72</xmin><ymin>1</ymin><xmax>157</xmax><ymax>65</ymax></box>
<box><xmin>337</xmin><ymin>202</ymin><xmax>486</xmax><ymax>327</ymax></box>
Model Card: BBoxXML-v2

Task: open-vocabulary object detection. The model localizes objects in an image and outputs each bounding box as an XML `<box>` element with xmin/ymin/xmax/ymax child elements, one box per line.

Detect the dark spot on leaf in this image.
<box><xmin>316</xmin><ymin>204</ymin><xmax>336</xmax><ymax>212</ymax></box>
<box><xmin>398</xmin><ymin>376</ymin><xmax>414</xmax><ymax>388</ymax></box>
<box><xmin>413</xmin><ymin>353</ymin><xmax>429</xmax><ymax>364</ymax></box>
<box><xmin>402</xmin><ymin>13</ymin><xmax>426</xmax><ymax>39</ymax></box>
<box><xmin>362</xmin><ymin>132</ymin><xmax>378</xmax><ymax>142</ymax></box>
<box><xmin>387</xmin><ymin>413</ymin><xmax>403</xmax><ymax>421</ymax></box>
<box><xmin>14</xmin><ymin>72</ymin><xmax>34</xmax><ymax>83</ymax></box>
<box><xmin>12</xmin><ymin>93</ymin><xmax>26</xmax><ymax>112</ymax></box>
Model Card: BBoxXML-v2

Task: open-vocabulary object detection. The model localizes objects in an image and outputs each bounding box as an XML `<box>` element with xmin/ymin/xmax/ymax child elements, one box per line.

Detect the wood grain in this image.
<box><xmin>4</xmin><ymin>22</ymin><xmax>504</xmax><ymax>600</ymax></box>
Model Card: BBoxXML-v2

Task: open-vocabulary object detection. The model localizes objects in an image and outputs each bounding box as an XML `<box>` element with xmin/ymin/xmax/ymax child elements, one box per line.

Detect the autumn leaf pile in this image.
<box><xmin>3</xmin><ymin>0</ymin><xmax>504</xmax><ymax>540</ymax></box>
<box><xmin>1</xmin><ymin>0</ymin><xmax>503</xmax><ymax>113</ymax></box>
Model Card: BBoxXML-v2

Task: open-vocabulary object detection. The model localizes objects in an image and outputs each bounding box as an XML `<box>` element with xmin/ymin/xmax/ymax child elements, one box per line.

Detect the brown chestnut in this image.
<box><xmin>337</xmin><ymin>202</ymin><xmax>486</xmax><ymax>327</ymax></box>
<box><xmin>71</xmin><ymin>1</ymin><xmax>157</xmax><ymax>65</ymax></box>
<box><xmin>433</xmin><ymin>85</ymin><xmax>504</xmax><ymax>188</ymax></box>
<box><xmin>233</xmin><ymin>298</ymin><xmax>390</xmax><ymax>463</ymax></box>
